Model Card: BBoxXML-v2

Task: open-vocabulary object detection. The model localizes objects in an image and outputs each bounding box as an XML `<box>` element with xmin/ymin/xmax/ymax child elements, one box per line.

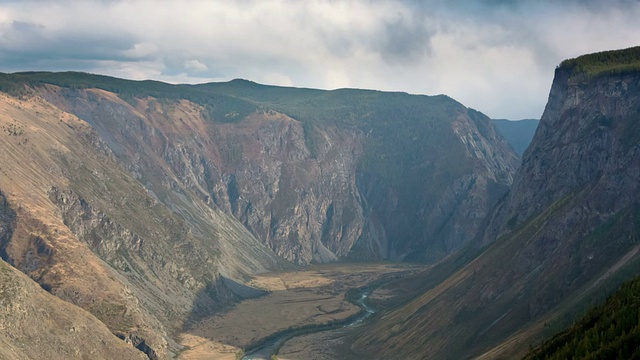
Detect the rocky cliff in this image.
<box><xmin>0</xmin><ymin>72</ymin><xmax>518</xmax><ymax>358</ymax></box>
<box><xmin>23</xmin><ymin>76</ymin><xmax>518</xmax><ymax>265</ymax></box>
<box><xmin>353</xmin><ymin>46</ymin><xmax>640</xmax><ymax>359</ymax></box>
<box><xmin>0</xmin><ymin>89</ymin><xmax>284</xmax><ymax>358</ymax></box>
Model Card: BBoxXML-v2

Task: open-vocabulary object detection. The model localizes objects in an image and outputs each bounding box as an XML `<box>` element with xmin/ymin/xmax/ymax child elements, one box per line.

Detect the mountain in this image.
<box><xmin>0</xmin><ymin>72</ymin><xmax>518</xmax><ymax>358</ymax></box>
<box><xmin>525</xmin><ymin>274</ymin><xmax>640</xmax><ymax>359</ymax></box>
<box><xmin>491</xmin><ymin>119</ymin><xmax>539</xmax><ymax>156</ymax></box>
<box><xmin>0</xmin><ymin>85</ymin><xmax>285</xmax><ymax>358</ymax></box>
<box><xmin>1</xmin><ymin>73</ymin><xmax>518</xmax><ymax>265</ymax></box>
<box><xmin>0</xmin><ymin>258</ymin><xmax>147</xmax><ymax>360</ymax></box>
<box><xmin>352</xmin><ymin>46</ymin><xmax>640</xmax><ymax>359</ymax></box>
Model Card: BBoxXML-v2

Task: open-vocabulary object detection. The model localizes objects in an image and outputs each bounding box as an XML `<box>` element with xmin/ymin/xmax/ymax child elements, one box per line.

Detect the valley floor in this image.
<box><xmin>177</xmin><ymin>263</ymin><xmax>423</xmax><ymax>359</ymax></box>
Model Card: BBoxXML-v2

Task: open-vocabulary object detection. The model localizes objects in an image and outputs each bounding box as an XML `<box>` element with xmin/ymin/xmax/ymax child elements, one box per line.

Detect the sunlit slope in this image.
<box><xmin>3</xmin><ymin>72</ymin><xmax>519</xmax><ymax>264</ymax></box>
<box><xmin>0</xmin><ymin>259</ymin><xmax>147</xmax><ymax>360</ymax></box>
<box><xmin>0</xmin><ymin>89</ymin><xmax>283</xmax><ymax>358</ymax></box>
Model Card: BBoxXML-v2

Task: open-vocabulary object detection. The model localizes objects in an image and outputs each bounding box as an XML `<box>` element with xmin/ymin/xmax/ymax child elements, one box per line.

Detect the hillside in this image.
<box><xmin>525</xmin><ymin>274</ymin><xmax>640</xmax><ymax>360</ymax></box>
<box><xmin>1</xmin><ymin>72</ymin><xmax>519</xmax><ymax>264</ymax></box>
<box><xmin>352</xmin><ymin>46</ymin><xmax>640</xmax><ymax>359</ymax></box>
<box><xmin>492</xmin><ymin>119</ymin><xmax>539</xmax><ymax>156</ymax></box>
<box><xmin>0</xmin><ymin>72</ymin><xmax>518</xmax><ymax>358</ymax></box>
<box><xmin>0</xmin><ymin>258</ymin><xmax>147</xmax><ymax>360</ymax></box>
<box><xmin>0</xmin><ymin>88</ymin><xmax>284</xmax><ymax>358</ymax></box>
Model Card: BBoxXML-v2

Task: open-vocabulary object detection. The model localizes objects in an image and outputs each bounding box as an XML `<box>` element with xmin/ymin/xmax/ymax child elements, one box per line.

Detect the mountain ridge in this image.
<box><xmin>0</xmin><ymin>72</ymin><xmax>518</xmax><ymax>358</ymax></box>
<box><xmin>3</xmin><ymin>71</ymin><xmax>519</xmax><ymax>264</ymax></box>
<box><xmin>351</xmin><ymin>45</ymin><xmax>640</xmax><ymax>360</ymax></box>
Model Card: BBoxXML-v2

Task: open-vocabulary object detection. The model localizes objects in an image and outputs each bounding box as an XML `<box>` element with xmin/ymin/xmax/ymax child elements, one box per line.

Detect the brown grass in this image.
<box><xmin>177</xmin><ymin>334</ymin><xmax>242</xmax><ymax>360</ymax></box>
<box><xmin>184</xmin><ymin>263</ymin><xmax>421</xmax><ymax>351</ymax></box>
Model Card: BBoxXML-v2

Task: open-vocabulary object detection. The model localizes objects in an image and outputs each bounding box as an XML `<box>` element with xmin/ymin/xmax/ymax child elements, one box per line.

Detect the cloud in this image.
<box><xmin>0</xmin><ymin>0</ymin><xmax>639</xmax><ymax>119</ymax></box>
<box><xmin>184</xmin><ymin>59</ymin><xmax>208</xmax><ymax>72</ymax></box>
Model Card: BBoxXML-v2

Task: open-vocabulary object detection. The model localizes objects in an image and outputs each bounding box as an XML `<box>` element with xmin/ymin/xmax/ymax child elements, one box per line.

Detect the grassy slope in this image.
<box><xmin>353</xmin><ymin>192</ymin><xmax>640</xmax><ymax>359</ymax></box>
<box><xmin>0</xmin><ymin>259</ymin><xmax>147</xmax><ymax>360</ymax></box>
<box><xmin>524</xmin><ymin>274</ymin><xmax>640</xmax><ymax>360</ymax></box>
<box><xmin>559</xmin><ymin>45</ymin><xmax>640</xmax><ymax>79</ymax></box>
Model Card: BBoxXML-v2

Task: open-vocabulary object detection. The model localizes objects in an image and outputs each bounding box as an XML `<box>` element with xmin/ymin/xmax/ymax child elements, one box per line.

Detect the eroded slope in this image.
<box><xmin>353</xmin><ymin>46</ymin><xmax>640</xmax><ymax>360</ymax></box>
<box><xmin>22</xmin><ymin>75</ymin><xmax>519</xmax><ymax>264</ymax></box>
<box><xmin>0</xmin><ymin>90</ymin><xmax>283</xmax><ymax>358</ymax></box>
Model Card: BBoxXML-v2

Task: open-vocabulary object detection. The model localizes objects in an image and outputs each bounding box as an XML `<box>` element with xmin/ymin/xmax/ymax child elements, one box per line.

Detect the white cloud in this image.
<box><xmin>1</xmin><ymin>0</ymin><xmax>640</xmax><ymax>119</ymax></box>
<box><xmin>184</xmin><ymin>59</ymin><xmax>208</xmax><ymax>72</ymax></box>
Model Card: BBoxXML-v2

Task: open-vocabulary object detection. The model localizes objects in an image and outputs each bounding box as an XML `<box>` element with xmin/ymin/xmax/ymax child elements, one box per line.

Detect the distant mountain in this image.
<box><xmin>492</xmin><ymin>118</ymin><xmax>539</xmax><ymax>156</ymax></box>
<box><xmin>353</xmin><ymin>46</ymin><xmax>640</xmax><ymax>359</ymax></box>
<box><xmin>0</xmin><ymin>72</ymin><xmax>517</xmax><ymax>357</ymax></box>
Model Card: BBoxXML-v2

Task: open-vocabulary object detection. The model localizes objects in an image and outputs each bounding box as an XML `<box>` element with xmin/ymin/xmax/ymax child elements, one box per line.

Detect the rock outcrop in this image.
<box><xmin>33</xmin><ymin>78</ymin><xmax>518</xmax><ymax>265</ymax></box>
<box><xmin>0</xmin><ymin>90</ymin><xmax>283</xmax><ymax>358</ymax></box>
<box><xmin>353</xmin><ymin>46</ymin><xmax>640</xmax><ymax>360</ymax></box>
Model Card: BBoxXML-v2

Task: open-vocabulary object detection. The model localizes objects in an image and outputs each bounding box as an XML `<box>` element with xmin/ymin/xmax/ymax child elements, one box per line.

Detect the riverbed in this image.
<box><xmin>178</xmin><ymin>263</ymin><xmax>423</xmax><ymax>360</ymax></box>
<box><xmin>241</xmin><ymin>289</ymin><xmax>376</xmax><ymax>360</ymax></box>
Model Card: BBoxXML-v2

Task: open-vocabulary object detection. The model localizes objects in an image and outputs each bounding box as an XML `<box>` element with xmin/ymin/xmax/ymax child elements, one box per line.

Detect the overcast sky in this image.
<box><xmin>1</xmin><ymin>0</ymin><xmax>639</xmax><ymax>119</ymax></box>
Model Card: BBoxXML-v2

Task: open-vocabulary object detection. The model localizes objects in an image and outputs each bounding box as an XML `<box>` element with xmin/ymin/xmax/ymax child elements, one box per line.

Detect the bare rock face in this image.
<box><xmin>353</xmin><ymin>48</ymin><xmax>640</xmax><ymax>360</ymax></box>
<box><xmin>36</xmin><ymin>82</ymin><xmax>518</xmax><ymax>265</ymax></box>
<box><xmin>481</xmin><ymin>61</ymin><xmax>640</xmax><ymax>247</ymax></box>
<box><xmin>0</xmin><ymin>90</ymin><xmax>283</xmax><ymax>359</ymax></box>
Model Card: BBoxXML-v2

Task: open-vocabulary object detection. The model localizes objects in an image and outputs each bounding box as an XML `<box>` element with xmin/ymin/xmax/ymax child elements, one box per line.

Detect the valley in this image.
<box><xmin>0</xmin><ymin>45</ymin><xmax>639</xmax><ymax>360</ymax></box>
<box><xmin>177</xmin><ymin>263</ymin><xmax>423</xmax><ymax>359</ymax></box>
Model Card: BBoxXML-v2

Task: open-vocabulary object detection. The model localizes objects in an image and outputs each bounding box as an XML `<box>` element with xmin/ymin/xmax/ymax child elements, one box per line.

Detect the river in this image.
<box><xmin>241</xmin><ymin>288</ymin><xmax>375</xmax><ymax>360</ymax></box>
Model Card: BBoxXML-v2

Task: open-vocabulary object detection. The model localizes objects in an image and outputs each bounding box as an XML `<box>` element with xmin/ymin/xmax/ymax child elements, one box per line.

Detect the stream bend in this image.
<box><xmin>241</xmin><ymin>288</ymin><xmax>375</xmax><ymax>360</ymax></box>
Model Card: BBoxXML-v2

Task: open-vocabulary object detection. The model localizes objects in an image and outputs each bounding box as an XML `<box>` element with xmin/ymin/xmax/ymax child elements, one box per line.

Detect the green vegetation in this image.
<box><xmin>0</xmin><ymin>71</ymin><xmax>257</xmax><ymax>122</ymax></box>
<box><xmin>559</xmin><ymin>46</ymin><xmax>640</xmax><ymax>79</ymax></box>
<box><xmin>525</xmin><ymin>275</ymin><xmax>640</xmax><ymax>360</ymax></box>
<box><xmin>0</xmin><ymin>70</ymin><xmax>473</xmax><ymax>189</ymax></box>
<box><xmin>0</xmin><ymin>73</ymin><xmax>32</xmax><ymax>98</ymax></box>
<box><xmin>90</xmin><ymin>301</ymin><xmax>134</xmax><ymax>332</ymax></box>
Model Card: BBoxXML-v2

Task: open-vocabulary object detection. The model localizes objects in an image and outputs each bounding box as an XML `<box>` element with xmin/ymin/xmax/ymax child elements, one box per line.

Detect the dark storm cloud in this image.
<box><xmin>0</xmin><ymin>17</ymin><xmax>146</xmax><ymax>72</ymax></box>
<box><xmin>0</xmin><ymin>0</ymin><xmax>639</xmax><ymax>119</ymax></box>
<box><xmin>377</xmin><ymin>14</ymin><xmax>434</xmax><ymax>64</ymax></box>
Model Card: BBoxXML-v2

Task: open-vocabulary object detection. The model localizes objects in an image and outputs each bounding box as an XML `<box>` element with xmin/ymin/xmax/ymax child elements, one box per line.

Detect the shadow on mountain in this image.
<box><xmin>182</xmin><ymin>275</ymin><xmax>268</xmax><ymax>331</ymax></box>
<box><xmin>0</xmin><ymin>191</ymin><xmax>17</xmax><ymax>268</ymax></box>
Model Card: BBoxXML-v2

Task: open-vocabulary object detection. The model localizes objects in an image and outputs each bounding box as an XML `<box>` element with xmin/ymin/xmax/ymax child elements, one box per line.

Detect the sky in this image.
<box><xmin>1</xmin><ymin>1</ymin><xmax>639</xmax><ymax>119</ymax></box>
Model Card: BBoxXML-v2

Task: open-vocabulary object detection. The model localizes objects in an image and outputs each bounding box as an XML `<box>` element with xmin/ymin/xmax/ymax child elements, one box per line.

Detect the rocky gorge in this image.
<box><xmin>0</xmin><ymin>71</ymin><xmax>518</xmax><ymax>358</ymax></box>
<box><xmin>1</xmin><ymin>46</ymin><xmax>638</xmax><ymax>360</ymax></box>
<box><xmin>352</xmin><ymin>46</ymin><xmax>640</xmax><ymax>360</ymax></box>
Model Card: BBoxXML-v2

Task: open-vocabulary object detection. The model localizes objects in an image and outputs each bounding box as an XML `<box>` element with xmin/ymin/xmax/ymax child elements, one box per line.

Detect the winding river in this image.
<box><xmin>241</xmin><ymin>288</ymin><xmax>376</xmax><ymax>360</ymax></box>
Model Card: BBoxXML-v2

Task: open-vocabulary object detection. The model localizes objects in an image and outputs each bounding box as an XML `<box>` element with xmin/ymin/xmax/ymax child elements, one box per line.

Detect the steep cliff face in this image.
<box><xmin>0</xmin><ymin>72</ymin><xmax>518</xmax><ymax>358</ymax></box>
<box><xmin>481</xmin><ymin>52</ymin><xmax>640</xmax><ymax>247</ymax></box>
<box><xmin>0</xmin><ymin>90</ymin><xmax>283</xmax><ymax>358</ymax></box>
<box><xmin>31</xmin><ymin>78</ymin><xmax>518</xmax><ymax>264</ymax></box>
<box><xmin>353</xmin><ymin>46</ymin><xmax>640</xmax><ymax>360</ymax></box>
